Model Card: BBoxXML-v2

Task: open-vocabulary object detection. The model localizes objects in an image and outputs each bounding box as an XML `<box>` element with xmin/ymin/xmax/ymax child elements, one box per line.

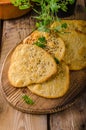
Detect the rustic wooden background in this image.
<box><xmin>0</xmin><ymin>0</ymin><xmax>86</xmax><ymax>130</ymax></box>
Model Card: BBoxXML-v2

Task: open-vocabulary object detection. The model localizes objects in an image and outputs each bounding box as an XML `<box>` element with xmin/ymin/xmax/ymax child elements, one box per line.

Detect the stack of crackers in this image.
<box><xmin>8</xmin><ymin>20</ymin><xmax>86</xmax><ymax>98</ymax></box>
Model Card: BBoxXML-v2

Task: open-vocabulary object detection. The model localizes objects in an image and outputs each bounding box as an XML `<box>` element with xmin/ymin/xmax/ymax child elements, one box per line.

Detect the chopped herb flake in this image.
<box><xmin>61</xmin><ymin>23</ymin><xmax>67</xmax><ymax>29</ymax></box>
<box><xmin>54</xmin><ymin>57</ymin><xmax>60</xmax><ymax>64</ymax></box>
<box><xmin>38</xmin><ymin>36</ymin><xmax>47</xmax><ymax>43</ymax></box>
<box><xmin>34</xmin><ymin>36</ymin><xmax>47</xmax><ymax>48</ymax></box>
<box><xmin>22</xmin><ymin>95</ymin><xmax>34</xmax><ymax>105</ymax></box>
<box><xmin>35</xmin><ymin>42</ymin><xmax>46</xmax><ymax>48</ymax></box>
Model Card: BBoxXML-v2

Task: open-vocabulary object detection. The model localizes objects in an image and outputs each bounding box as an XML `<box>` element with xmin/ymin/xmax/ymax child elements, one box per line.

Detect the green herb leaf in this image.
<box><xmin>11</xmin><ymin>0</ymin><xmax>31</xmax><ymax>10</ymax></box>
<box><xmin>54</xmin><ymin>57</ymin><xmax>60</xmax><ymax>64</ymax></box>
<box><xmin>36</xmin><ymin>21</ymin><xmax>50</xmax><ymax>32</ymax></box>
<box><xmin>34</xmin><ymin>36</ymin><xmax>47</xmax><ymax>48</ymax></box>
<box><xmin>22</xmin><ymin>95</ymin><xmax>34</xmax><ymax>104</ymax></box>
<box><xmin>34</xmin><ymin>42</ymin><xmax>46</xmax><ymax>48</ymax></box>
<box><xmin>60</xmin><ymin>2</ymin><xmax>68</xmax><ymax>12</ymax></box>
<box><xmin>61</xmin><ymin>23</ymin><xmax>67</xmax><ymax>29</ymax></box>
<box><xmin>38</xmin><ymin>26</ymin><xmax>50</xmax><ymax>32</ymax></box>
<box><xmin>38</xmin><ymin>36</ymin><xmax>47</xmax><ymax>43</ymax></box>
<box><xmin>68</xmin><ymin>0</ymin><xmax>75</xmax><ymax>4</ymax></box>
<box><xmin>54</xmin><ymin>23</ymin><xmax>68</xmax><ymax>33</ymax></box>
<box><xmin>19</xmin><ymin>4</ymin><xmax>30</xmax><ymax>10</ymax></box>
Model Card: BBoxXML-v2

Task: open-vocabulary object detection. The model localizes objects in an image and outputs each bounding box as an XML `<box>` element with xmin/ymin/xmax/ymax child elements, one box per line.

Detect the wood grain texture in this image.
<box><xmin>0</xmin><ymin>108</ymin><xmax>47</xmax><ymax>130</ymax></box>
<box><xmin>0</xmin><ymin>20</ymin><xmax>2</xmax><ymax>56</ymax></box>
<box><xmin>0</xmin><ymin>13</ymin><xmax>47</xmax><ymax>130</ymax></box>
<box><xmin>50</xmin><ymin>92</ymin><xmax>86</xmax><ymax>130</ymax></box>
<box><xmin>50</xmin><ymin>0</ymin><xmax>86</xmax><ymax>129</ymax></box>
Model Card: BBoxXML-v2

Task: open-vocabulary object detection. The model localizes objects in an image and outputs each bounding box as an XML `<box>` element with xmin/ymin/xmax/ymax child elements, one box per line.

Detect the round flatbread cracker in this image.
<box><xmin>51</xmin><ymin>21</ymin><xmax>86</xmax><ymax>70</ymax></box>
<box><xmin>8</xmin><ymin>44</ymin><xmax>57</xmax><ymax>87</ymax></box>
<box><xmin>56</xmin><ymin>31</ymin><xmax>86</xmax><ymax>70</ymax></box>
<box><xmin>23</xmin><ymin>30</ymin><xmax>65</xmax><ymax>61</ymax></box>
<box><xmin>28</xmin><ymin>62</ymin><xmax>69</xmax><ymax>98</ymax></box>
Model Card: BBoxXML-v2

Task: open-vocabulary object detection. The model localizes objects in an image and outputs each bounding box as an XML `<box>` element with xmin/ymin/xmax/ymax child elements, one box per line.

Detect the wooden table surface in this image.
<box><xmin>0</xmin><ymin>0</ymin><xmax>86</xmax><ymax>130</ymax></box>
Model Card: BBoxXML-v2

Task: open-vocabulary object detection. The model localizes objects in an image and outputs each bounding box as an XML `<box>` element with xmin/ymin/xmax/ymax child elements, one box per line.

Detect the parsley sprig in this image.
<box><xmin>33</xmin><ymin>0</ymin><xmax>75</xmax><ymax>31</ymax></box>
<box><xmin>34</xmin><ymin>36</ymin><xmax>47</xmax><ymax>48</ymax></box>
<box><xmin>11</xmin><ymin>0</ymin><xmax>75</xmax><ymax>31</ymax></box>
<box><xmin>22</xmin><ymin>95</ymin><xmax>34</xmax><ymax>104</ymax></box>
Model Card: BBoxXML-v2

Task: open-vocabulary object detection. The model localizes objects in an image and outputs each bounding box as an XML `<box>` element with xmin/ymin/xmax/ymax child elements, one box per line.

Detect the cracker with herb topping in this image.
<box><xmin>28</xmin><ymin>62</ymin><xmax>69</xmax><ymax>98</ymax></box>
<box><xmin>8</xmin><ymin>44</ymin><xmax>57</xmax><ymax>87</ymax></box>
<box><xmin>51</xmin><ymin>20</ymin><xmax>86</xmax><ymax>70</ymax></box>
<box><xmin>23</xmin><ymin>30</ymin><xmax>65</xmax><ymax>61</ymax></box>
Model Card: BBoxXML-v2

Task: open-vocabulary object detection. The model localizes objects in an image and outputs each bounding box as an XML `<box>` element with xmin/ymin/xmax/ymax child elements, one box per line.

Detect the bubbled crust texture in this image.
<box><xmin>8</xmin><ymin>44</ymin><xmax>57</xmax><ymax>87</ymax></box>
<box><xmin>51</xmin><ymin>20</ymin><xmax>86</xmax><ymax>70</ymax></box>
<box><xmin>23</xmin><ymin>30</ymin><xmax>65</xmax><ymax>61</ymax></box>
<box><xmin>28</xmin><ymin>62</ymin><xmax>69</xmax><ymax>98</ymax></box>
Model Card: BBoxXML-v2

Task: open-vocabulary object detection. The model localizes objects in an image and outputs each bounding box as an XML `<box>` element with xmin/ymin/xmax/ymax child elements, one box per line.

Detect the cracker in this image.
<box><xmin>8</xmin><ymin>44</ymin><xmax>57</xmax><ymax>87</ymax></box>
<box><xmin>23</xmin><ymin>30</ymin><xmax>65</xmax><ymax>61</ymax></box>
<box><xmin>51</xmin><ymin>20</ymin><xmax>86</xmax><ymax>70</ymax></box>
<box><xmin>28</xmin><ymin>62</ymin><xmax>69</xmax><ymax>98</ymax></box>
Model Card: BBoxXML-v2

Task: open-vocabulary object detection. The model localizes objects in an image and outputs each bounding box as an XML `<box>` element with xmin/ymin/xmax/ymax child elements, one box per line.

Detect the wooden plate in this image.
<box><xmin>0</xmin><ymin>0</ymin><xmax>32</xmax><ymax>19</ymax></box>
<box><xmin>1</xmin><ymin>43</ymin><xmax>86</xmax><ymax>114</ymax></box>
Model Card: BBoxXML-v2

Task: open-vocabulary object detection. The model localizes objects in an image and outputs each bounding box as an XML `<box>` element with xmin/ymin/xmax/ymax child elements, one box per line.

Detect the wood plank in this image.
<box><xmin>0</xmin><ymin>109</ymin><xmax>47</xmax><ymax>130</ymax></box>
<box><xmin>50</xmin><ymin>92</ymin><xmax>86</xmax><ymax>130</ymax></box>
<box><xmin>0</xmin><ymin>13</ymin><xmax>47</xmax><ymax>130</ymax></box>
<box><xmin>75</xmin><ymin>0</ymin><xmax>86</xmax><ymax>19</ymax></box>
<box><xmin>0</xmin><ymin>20</ymin><xmax>2</xmax><ymax>56</ymax></box>
<box><xmin>50</xmin><ymin>0</ymin><xmax>86</xmax><ymax>130</ymax></box>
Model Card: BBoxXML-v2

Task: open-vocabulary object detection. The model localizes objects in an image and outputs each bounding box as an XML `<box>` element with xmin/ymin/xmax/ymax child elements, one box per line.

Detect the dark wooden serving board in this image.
<box><xmin>1</xmin><ymin>42</ymin><xmax>86</xmax><ymax>114</ymax></box>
